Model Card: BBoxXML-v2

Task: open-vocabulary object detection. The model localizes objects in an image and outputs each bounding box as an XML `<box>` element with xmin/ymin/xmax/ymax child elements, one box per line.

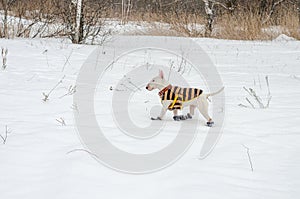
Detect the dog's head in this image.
<box><xmin>146</xmin><ymin>70</ymin><xmax>167</xmax><ymax>91</ymax></box>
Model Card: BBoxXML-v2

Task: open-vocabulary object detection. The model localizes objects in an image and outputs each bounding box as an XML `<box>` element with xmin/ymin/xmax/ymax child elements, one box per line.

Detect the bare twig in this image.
<box><xmin>42</xmin><ymin>75</ymin><xmax>66</xmax><ymax>101</ymax></box>
<box><xmin>242</xmin><ymin>144</ymin><xmax>254</xmax><ymax>172</ymax></box>
<box><xmin>262</xmin><ymin>0</ymin><xmax>287</xmax><ymax>24</ymax></box>
<box><xmin>238</xmin><ymin>103</ymin><xmax>249</xmax><ymax>108</ymax></box>
<box><xmin>56</xmin><ymin>117</ymin><xmax>66</xmax><ymax>126</ymax></box>
<box><xmin>241</xmin><ymin>76</ymin><xmax>271</xmax><ymax>109</ymax></box>
<box><xmin>0</xmin><ymin>125</ymin><xmax>11</xmax><ymax>144</ymax></box>
<box><xmin>245</xmin><ymin>97</ymin><xmax>255</xmax><ymax>109</ymax></box>
<box><xmin>43</xmin><ymin>49</ymin><xmax>50</xmax><ymax>67</ymax></box>
<box><xmin>59</xmin><ymin>85</ymin><xmax>76</xmax><ymax>99</ymax></box>
<box><xmin>62</xmin><ymin>49</ymin><xmax>73</xmax><ymax>72</ymax></box>
<box><xmin>265</xmin><ymin>76</ymin><xmax>271</xmax><ymax>96</ymax></box>
<box><xmin>210</xmin><ymin>0</ymin><xmax>231</xmax><ymax>10</ymax></box>
<box><xmin>1</xmin><ymin>47</ymin><xmax>8</xmax><ymax>69</ymax></box>
<box><xmin>243</xmin><ymin>87</ymin><xmax>252</xmax><ymax>96</ymax></box>
<box><xmin>249</xmin><ymin>88</ymin><xmax>264</xmax><ymax>108</ymax></box>
<box><xmin>265</xmin><ymin>76</ymin><xmax>272</xmax><ymax>108</ymax></box>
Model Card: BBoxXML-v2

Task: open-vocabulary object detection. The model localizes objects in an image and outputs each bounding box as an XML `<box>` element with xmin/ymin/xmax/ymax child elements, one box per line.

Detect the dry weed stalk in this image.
<box><xmin>0</xmin><ymin>125</ymin><xmax>11</xmax><ymax>144</ymax></box>
<box><xmin>242</xmin><ymin>144</ymin><xmax>254</xmax><ymax>172</ymax></box>
<box><xmin>239</xmin><ymin>76</ymin><xmax>272</xmax><ymax>109</ymax></box>
<box><xmin>56</xmin><ymin>117</ymin><xmax>66</xmax><ymax>126</ymax></box>
<box><xmin>42</xmin><ymin>75</ymin><xmax>66</xmax><ymax>101</ymax></box>
<box><xmin>1</xmin><ymin>47</ymin><xmax>8</xmax><ymax>69</ymax></box>
<box><xmin>60</xmin><ymin>85</ymin><xmax>77</xmax><ymax>99</ymax></box>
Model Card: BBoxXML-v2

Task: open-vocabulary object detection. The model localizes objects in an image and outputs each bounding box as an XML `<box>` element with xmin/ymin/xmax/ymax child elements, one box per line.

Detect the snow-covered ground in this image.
<box><xmin>0</xmin><ymin>36</ymin><xmax>300</xmax><ymax>199</ymax></box>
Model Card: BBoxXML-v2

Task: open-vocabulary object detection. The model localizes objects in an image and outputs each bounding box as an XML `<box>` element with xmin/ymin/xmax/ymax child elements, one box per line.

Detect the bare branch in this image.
<box><xmin>210</xmin><ymin>0</ymin><xmax>231</xmax><ymax>10</ymax></box>
<box><xmin>262</xmin><ymin>0</ymin><xmax>287</xmax><ymax>24</ymax></box>
<box><xmin>0</xmin><ymin>125</ymin><xmax>11</xmax><ymax>144</ymax></box>
<box><xmin>249</xmin><ymin>88</ymin><xmax>264</xmax><ymax>108</ymax></box>
<box><xmin>56</xmin><ymin>117</ymin><xmax>66</xmax><ymax>126</ymax></box>
<box><xmin>242</xmin><ymin>144</ymin><xmax>254</xmax><ymax>172</ymax></box>
<box><xmin>59</xmin><ymin>85</ymin><xmax>76</xmax><ymax>99</ymax></box>
<box><xmin>62</xmin><ymin>49</ymin><xmax>73</xmax><ymax>72</ymax></box>
<box><xmin>42</xmin><ymin>75</ymin><xmax>66</xmax><ymax>101</ymax></box>
<box><xmin>238</xmin><ymin>103</ymin><xmax>250</xmax><ymax>108</ymax></box>
<box><xmin>245</xmin><ymin>97</ymin><xmax>255</xmax><ymax>109</ymax></box>
<box><xmin>1</xmin><ymin>47</ymin><xmax>8</xmax><ymax>69</ymax></box>
<box><xmin>242</xmin><ymin>76</ymin><xmax>271</xmax><ymax>109</ymax></box>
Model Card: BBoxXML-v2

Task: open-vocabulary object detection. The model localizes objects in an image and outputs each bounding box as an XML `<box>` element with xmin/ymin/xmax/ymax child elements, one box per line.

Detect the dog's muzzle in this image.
<box><xmin>146</xmin><ymin>84</ymin><xmax>151</xmax><ymax>90</ymax></box>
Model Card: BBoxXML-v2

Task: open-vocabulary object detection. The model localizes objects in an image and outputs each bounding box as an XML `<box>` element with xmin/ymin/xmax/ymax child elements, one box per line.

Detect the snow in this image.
<box><xmin>1</xmin><ymin>36</ymin><xmax>300</xmax><ymax>199</ymax></box>
<box><xmin>273</xmin><ymin>34</ymin><xmax>297</xmax><ymax>42</ymax></box>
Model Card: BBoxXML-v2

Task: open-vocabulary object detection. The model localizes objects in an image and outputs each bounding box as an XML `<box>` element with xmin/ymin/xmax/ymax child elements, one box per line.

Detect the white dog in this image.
<box><xmin>146</xmin><ymin>70</ymin><xmax>224</xmax><ymax>127</ymax></box>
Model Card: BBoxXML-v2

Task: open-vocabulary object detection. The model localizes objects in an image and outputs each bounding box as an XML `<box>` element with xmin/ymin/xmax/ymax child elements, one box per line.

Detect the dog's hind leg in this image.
<box><xmin>197</xmin><ymin>96</ymin><xmax>214</xmax><ymax>126</ymax></box>
<box><xmin>186</xmin><ymin>105</ymin><xmax>196</xmax><ymax>119</ymax></box>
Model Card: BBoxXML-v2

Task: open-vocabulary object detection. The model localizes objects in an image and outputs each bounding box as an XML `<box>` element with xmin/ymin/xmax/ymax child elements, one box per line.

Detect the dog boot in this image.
<box><xmin>206</xmin><ymin>121</ymin><xmax>214</xmax><ymax>127</ymax></box>
<box><xmin>179</xmin><ymin>115</ymin><xmax>187</xmax><ymax>120</ymax></box>
<box><xmin>151</xmin><ymin>117</ymin><xmax>161</xmax><ymax>120</ymax></box>
<box><xmin>186</xmin><ymin>113</ymin><xmax>192</xmax><ymax>119</ymax></box>
<box><xmin>173</xmin><ymin>116</ymin><xmax>181</xmax><ymax>121</ymax></box>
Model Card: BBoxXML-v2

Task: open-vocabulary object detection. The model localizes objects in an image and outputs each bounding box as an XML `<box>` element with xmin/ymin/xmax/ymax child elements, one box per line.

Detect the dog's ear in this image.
<box><xmin>159</xmin><ymin>70</ymin><xmax>164</xmax><ymax>79</ymax></box>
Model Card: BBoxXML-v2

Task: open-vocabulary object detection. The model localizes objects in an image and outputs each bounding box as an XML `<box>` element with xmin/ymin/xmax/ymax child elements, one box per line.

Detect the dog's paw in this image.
<box><xmin>173</xmin><ymin>116</ymin><xmax>181</xmax><ymax>121</ymax></box>
<box><xmin>151</xmin><ymin>117</ymin><xmax>161</xmax><ymax>120</ymax></box>
<box><xmin>186</xmin><ymin>113</ymin><xmax>192</xmax><ymax>119</ymax></box>
<box><xmin>179</xmin><ymin>115</ymin><xmax>188</xmax><ymax>120</ymax></box>
<box><xmin>173</xmin><ymin>115</ymin><xmax>189</xmax><ymax>121</ymax></box>
<box><xmin>206</xmin><ymin>121</ymin><xmax>214</xmax><ymax>127</ymax></box>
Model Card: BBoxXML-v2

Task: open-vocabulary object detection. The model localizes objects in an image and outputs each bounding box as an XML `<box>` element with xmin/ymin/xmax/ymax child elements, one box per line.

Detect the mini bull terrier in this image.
<box><xmin>146</xmin><ymin>70</ymin><xmax>224</xmax><ymax>127</ymax></box>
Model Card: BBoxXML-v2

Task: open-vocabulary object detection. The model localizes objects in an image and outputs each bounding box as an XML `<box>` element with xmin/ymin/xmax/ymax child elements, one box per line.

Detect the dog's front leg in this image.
<box><xmin>151</xmin><ymin>101</ymin><xmax>170</xmax><ymax>120</ymax></box>
<box><xmin>151</xmin><ymin>108</ymin><xmax>168</xmax><ymax>120</ymax></box>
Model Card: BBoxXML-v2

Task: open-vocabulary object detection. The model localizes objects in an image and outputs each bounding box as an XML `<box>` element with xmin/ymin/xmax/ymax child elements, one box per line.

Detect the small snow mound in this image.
<box><xmin>273</xmin><ymin>34</ymin><xmax>296</xmax><ymax>41</ymax></box>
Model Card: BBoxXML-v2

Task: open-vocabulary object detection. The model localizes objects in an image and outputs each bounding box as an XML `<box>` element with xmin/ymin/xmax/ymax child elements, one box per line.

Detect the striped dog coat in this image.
<box><xmin>159</xmin><ymin>85</ymin><xmax>203</xmax><ymax>110</ymax></box>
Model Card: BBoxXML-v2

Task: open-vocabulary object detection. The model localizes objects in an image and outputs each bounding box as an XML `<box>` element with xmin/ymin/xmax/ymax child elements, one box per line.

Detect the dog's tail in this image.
<box><xmin>206</xmin><ymin>87</ymin><xmax>224</xmax><ymax>98</ymax></box>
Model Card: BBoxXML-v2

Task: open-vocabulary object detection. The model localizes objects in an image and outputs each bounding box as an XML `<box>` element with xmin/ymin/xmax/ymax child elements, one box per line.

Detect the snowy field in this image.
<box><xmin>0</xmin><ymin>35</ymin><xmax>300</xmax><ymax>199</ymax></box>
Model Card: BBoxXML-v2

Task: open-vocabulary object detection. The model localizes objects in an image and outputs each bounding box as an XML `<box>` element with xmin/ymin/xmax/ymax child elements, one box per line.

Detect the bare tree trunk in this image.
<box><xmin>121</xmin><ymin>0</ymin><xmax>124</xmax><ymax>24</ymax></box>
<box><xmin>3</xmin><ymin>9</ymin><xmax>8</xmax><ymax>38</ymax></box>
<box><xmin>203</xmin><ymin>0</ymin><xmax>214</xmax><ymax>36</ymax></box>
<box><xmin>74</xmin><ymin>0</ymin><xmax>83</xmax><ymax>44</ymax></box>
<box><xmin>298</xmin><ymin>0</ymin><xmax>300</xmax><ymax>24</ymax></box>
<box><xmin>1</xmin><ymin>0</ymin><xmax>9</xmax><ymax>38</ymax></box>
<box><xmin>125</xmin><ymin>0</ymin><xmax>131</xmax><ymax>22</ymax></box>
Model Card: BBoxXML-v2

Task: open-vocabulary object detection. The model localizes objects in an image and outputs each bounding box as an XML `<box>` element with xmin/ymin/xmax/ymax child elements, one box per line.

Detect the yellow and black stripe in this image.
<box><xmin>160</xmin><ymin>86</ymin><xmax>203</xmax><ymax>110</ymax></box>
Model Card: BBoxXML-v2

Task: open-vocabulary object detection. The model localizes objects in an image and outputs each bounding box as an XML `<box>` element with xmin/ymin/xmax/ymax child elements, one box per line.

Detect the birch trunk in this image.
<box><xmin>1</xmin><ymin>0</ymin><xmax>9</xmax><ymax>38</ymax></box>
<box><xmin>74</xmin><ymin>0</ymin><xmax>83</xmax><ymax>44</ymax></box>
<box><xmin>202</xmin><ymin>0</ymin><xmax>213</xmax><ymax>36</ymax></box>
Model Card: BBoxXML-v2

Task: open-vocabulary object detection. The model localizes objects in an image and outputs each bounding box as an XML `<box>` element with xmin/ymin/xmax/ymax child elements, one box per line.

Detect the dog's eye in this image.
<box><xmin>152</xmin><ymin>80</ymin><xmax>155</xmax><ymax>82</ymax></box>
